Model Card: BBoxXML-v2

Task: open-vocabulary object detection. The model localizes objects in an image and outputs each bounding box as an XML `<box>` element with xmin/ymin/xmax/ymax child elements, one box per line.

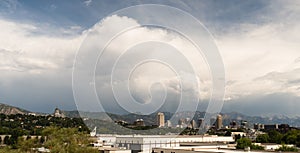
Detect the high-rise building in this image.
<box><xmin>157</xmin><ymin>112</ymin><xmax>165</xmax><ymax>127</ymax></box>
<box><xmin>198</xmin><ymin>118</ymin><xmax>204</xmax><ymax>128</ymax></box>
<box><xmin>166</xmin><ymin>120</ymin><xmax>172</xmax><ymax>127</ymax></box>
<box><xmin>178</xmin><ymin>118</ymin><xmax>186</xmax><ymax>128</ymax></box>
<box><xmin>216</xmin><ymin>114</ymin><xmax>223</xmax><ymax>129</ymax></box>
<box><xmin>191</xmin><ymin>120</ymin><xmax>197</xmax><ymax>129</ymax></box>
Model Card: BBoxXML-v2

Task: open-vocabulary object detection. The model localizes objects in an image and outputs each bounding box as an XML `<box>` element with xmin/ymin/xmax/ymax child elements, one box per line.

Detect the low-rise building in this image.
<box><xmin>98</xmin><ymin>147</ymin><xmax>131</xmax><ymax>153</ymax></box>
<box><xmin>152</xmin><ymin>145</ymin><xmax>273</xmax><ymax>153</ymax></box>
<box><xmin>115</xmin><ymin>135</ymin><xmax>234</xmax><ymax>153</ymax></box>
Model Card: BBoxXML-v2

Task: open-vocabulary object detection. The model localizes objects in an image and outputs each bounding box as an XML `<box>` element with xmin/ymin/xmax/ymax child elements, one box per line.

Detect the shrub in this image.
<box><xmin>275</xmin><ymin>145</ymin><xmax>298</xmax><ymax>152</ymax></box>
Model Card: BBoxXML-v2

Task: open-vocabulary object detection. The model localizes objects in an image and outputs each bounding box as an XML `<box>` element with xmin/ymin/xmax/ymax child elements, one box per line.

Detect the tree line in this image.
<box><xmin>0</xmin><ymin>126</ymin><xmax>98</xmax><ymax>153</ymax></box>
<box><xmin>0</xmin><ymin>113</ymin><xmax>90</xmax><ymax>148</ymax></box>
<box><xmin>256</xmin><ymin>129</ymin><xmax>300</xmax><ymax>147</ymax></box>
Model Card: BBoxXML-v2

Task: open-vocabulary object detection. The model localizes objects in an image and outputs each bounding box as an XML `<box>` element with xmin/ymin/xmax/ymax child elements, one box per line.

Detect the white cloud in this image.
<box><xmin>73</xmin><ymin>15</ymin><xmax>212</xmax><ymax>112</ymax></box>
<box><xmin>0</xmin><ymin>19</ymin><xmax>84</xmax><ymax>73</ymax></box>
<box><xmin>83</xmin><ymin>0</ymin><xmax>92</xmax><ymax>7</ymax></box>
<box><xmin>218</xmin><ymin>21</ymin><xmax>300</xmax><ymax>100</ymax></box>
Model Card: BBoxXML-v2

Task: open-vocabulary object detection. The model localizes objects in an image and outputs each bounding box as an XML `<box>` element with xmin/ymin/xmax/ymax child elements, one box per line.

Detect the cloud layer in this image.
<box><xmin>0</xmin><ymin>0</ymin><xmax>299</xmax><ymax>116</ymax></box>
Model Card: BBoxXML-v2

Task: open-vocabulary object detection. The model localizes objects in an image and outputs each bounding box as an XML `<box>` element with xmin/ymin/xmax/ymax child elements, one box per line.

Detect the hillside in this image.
<box><xmin>0</xmin><ymin>103</ymin><xmax>30</xmax><ymax>115</ymax></box>
<box><xmin>64</xmin><ymin>111</ymin><xmax>300</xmax><ymax>128</ymax></box>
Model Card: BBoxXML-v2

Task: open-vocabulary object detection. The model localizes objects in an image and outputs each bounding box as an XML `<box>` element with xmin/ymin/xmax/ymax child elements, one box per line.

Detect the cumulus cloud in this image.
<box><xmin>0</xmin><ymin>19</ymin><xmax>83</xmax><ymax>73</ymax></box>
<box><xmin>73</xmin><ymin>15</ymin><xmax>211</xmax><ymax>113</ymax></box>
<box><xmin>218</xmin><ymin>22</ymin><xmax>300</xmax><ymax>100</ymax></box>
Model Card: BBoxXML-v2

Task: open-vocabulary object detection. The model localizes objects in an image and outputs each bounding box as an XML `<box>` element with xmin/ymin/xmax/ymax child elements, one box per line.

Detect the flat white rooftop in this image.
<box><xmin>153</xmin><ymin>147</ymin><xmax>273</xmax><ymax>153</ymax></box>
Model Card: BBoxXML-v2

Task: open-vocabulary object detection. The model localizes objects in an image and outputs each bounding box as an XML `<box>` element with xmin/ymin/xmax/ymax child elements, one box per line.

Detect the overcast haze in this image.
<box><xmin>0</xmin><ymin>0</ymin><xmax>300</xmax><ymax>116</ymax></box>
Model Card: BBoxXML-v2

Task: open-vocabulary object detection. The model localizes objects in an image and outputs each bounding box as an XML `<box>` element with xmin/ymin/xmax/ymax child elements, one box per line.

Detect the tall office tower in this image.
<box><xmin>198</xmin><ymin>118</ymin><xmax>204</xmax><ymax>128</ymax></box>
<box><xmin>157</xmin><ymin>112</ymin><xmax>165</xmax><ymax>127</ymax></box>
<box><xmin>191</xmin><ymin>120</ymin><xmax>197</xmax><ymax>129</ymax></box>
<box><xmin>216</xmin><ymin>114</ymin><xmax>223</xmax><ymax>129</ymax></box>
<box><xmin>166</xmin><ymin>120</ymin><xmax>172</xmax><ymax>127</ymax></box>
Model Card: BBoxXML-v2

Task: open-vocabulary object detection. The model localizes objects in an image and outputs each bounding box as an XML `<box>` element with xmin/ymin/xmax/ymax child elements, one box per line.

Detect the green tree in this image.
<box><xmin>282</xmin><ymin>130</ymin><xmax>300</xmax><ymax>145</ymax></box>
<box><xmin>237</xmin><ymin>137</ymin><xmax>264</xmax><ymax>150</ymax></box>
<box><xmin>236</xmin><ymin>138</ymin><xmax>252</xmax><ymax>149</ymax></box>
<box><xmin>268</xmin><ymin>130</ymin><xmax>282</xmax><ymax>144</ymax></box>
<box><xmin>0</xmin><ymin>147</ymin><xmax>19</xmax><ymax>153</ymax></box>
<box><xmin>18</xmin><ymin>137</ymin><xmax>39</xmax><ymax>152</ymax></box>
<box><xmin>224</xmin><ymin>131</ymin><xmax>232</xmax><ymax>136</ymax></box>
<box><xmin>40</xmin><ymin>136</ymin><xmax>45</xmax><ymax>144</ymax></box>
<box><xmin>43</xmin><ymin>127</ymin><xmax>98</xmax><ymax>153</ymax></box>
<box><xmin>4</xmin><ymin>136</ymin><xmax>10</xmax><ymax>145</ymax></box>
<box><xmin>234</xmin><ymin>134</ymin><xmax>241</xmax><ymax>141</ymax></box>
<box><xmin>250</xmin><ymin>144</ymin><xmax>264</xmax><ymax>150</ymax></box>
<box><xmin>256</xmin><ymin>134</ymin><xmax>269</xmax><ymax>143</ymax></box>
<box><xmin>296</xmin><ymin>134</ymin><xmax>300</xmax><ymax>147</ymax></box>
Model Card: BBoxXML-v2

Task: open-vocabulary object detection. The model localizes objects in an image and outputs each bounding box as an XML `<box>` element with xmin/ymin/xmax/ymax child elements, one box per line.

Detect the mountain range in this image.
<box><xmin>1</xmin><ymin>103</ymin><xmax>300</xmax><ymax>127</ymax></box>
<box><xmin>0</xmin><ymin>103</ymin><xmax>30</xmax><ymax>115</ymax></box>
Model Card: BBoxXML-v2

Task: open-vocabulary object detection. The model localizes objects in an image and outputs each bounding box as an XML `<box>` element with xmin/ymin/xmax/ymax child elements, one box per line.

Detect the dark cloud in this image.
<box><xmin>222</xmin><ymin>93</ymin><xmax>300</xmax><ymax>117</ymax></box>
<box><xmin>0</xmin><ymin>70</ymin><xmax>76</xmax><ymax>113</ymax></box>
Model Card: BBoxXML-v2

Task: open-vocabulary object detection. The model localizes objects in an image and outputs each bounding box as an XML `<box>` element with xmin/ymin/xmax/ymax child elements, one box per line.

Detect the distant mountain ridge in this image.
<box><xmin>1</xmin><ymin>103</ymin><xmax>300</xmax><ymax>127</ymax></box>
<box><xmin>0</xmin><ymin>103</ymin><xmax>30</xmax><ymax>115</ymax></box>
<box><xmin>62</xmin><ymin>110</ymin><xmax>300</xmax><ymax>127</ymax></box>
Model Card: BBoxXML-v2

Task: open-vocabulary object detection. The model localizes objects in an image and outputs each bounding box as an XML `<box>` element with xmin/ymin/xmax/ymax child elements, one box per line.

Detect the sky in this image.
<box><xmin>0</xmin><ymin>0</ymin><xmax>300</xmax><ymax>116</ymax></box>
